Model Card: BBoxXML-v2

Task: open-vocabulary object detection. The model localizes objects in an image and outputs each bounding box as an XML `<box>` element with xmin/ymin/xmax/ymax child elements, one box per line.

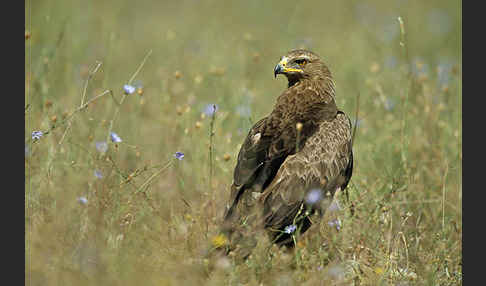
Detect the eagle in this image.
<box><xmin>220</xmin><ymin>49</ymin><xmax>353</xmax><ymax>259</ymax></box>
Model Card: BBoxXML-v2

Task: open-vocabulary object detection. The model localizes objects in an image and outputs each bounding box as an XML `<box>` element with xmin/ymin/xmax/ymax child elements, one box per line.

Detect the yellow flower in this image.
<box><xmin>212</xmin><ymin>234</ymin><xmax>228</xmax><ymax>248</ymax></box>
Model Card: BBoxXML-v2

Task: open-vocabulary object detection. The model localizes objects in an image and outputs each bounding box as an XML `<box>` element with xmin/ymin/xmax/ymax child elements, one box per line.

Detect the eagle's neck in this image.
<box><xmin>289</xmin><ymin>75</ymin><xmax>336</xmax><ymax>105</ymax></box>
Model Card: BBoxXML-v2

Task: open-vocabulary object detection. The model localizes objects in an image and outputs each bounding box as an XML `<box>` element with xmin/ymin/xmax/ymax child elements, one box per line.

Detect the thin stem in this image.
<box><xmin>442</xmin><ymin>161</ymin><xmax>449</xmax><ymax>232</ymax></box>
<box><xmin>352</xmin><ymin>92</ymin><xmax>360</xmax><ymax>147</ymax></box>
<box><xmin>209</xmin><ymin>104</ymin><xmax>217</xmax><ymax>189</ymax></box>
<box><xmin>107</xmin><ymin>49</ymin><xmax>153</xmax><ymax>143</ymax></box>
<box><xmin>59</xmin><ymin>61</ymin><xmax>103</xmax><ymax>146</ymax></box>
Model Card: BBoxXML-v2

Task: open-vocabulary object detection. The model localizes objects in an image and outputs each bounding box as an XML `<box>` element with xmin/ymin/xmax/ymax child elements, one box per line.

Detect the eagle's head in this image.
<box><xmin>274</xmin><ymin>49</ymin><xmax>331</xmax><ymax>87</ymax></box>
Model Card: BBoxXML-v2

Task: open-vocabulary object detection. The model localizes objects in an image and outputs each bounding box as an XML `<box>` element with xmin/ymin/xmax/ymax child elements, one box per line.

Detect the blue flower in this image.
<box><xmin>284</xmin><ymin>224</ymin><xmax>297</xmax><ymax>234</ymax></box>
<box><xmin>123</xmin><ymin>84</ymin><xmax>136</xmax><ymax>95</ymax></box>
<box><xmin>94</xmin><ymin>170</ymin><xmax>103</xmax><ymax>179</ymax></box>
<box><xmin>32</xmin><ymin>131</ymin><xmax>43</xmax><ymax>141</ymax></box>
<box><xmin>384</xmin><ymin>98</ymin><xmax>396</xmax><ymax>111</ymax></box>
<box><xmin>174</xmin><ymin>151</ymin><xmax>184</xmax><ymax>160</ymax></box>
<box><xmin>110</xmin><ymin>132</ymin><xmax>122</xmax><ymax>143</ymax></box>
<box><xmin>203</xmin><ymin>104</ymin><xmax>218</xmax><ymax>116</ymax></box>
<box><xmin>305</xmin><ymin>188</ymin><xmax>322</xmax><ymax>205</ymax></box>
<box><xmin>95</xmin><ymin>141</ymin><xmax>108</xmax><ymax>153</ymax></box>
<box><xmin>77</xmin><ymin>197</ymin><xmax>88</xmax><ymax>205</ymax></box>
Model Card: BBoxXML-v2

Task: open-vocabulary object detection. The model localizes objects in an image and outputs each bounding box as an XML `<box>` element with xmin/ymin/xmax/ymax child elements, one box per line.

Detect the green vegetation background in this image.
<box><xmin>25</xmin><ymin>0</ymin><xmax>461</xmax><ymax>285</ymax></box>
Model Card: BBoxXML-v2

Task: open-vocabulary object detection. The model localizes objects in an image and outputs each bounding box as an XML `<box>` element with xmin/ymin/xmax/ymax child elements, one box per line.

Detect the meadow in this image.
<box><xmin>25</xmin><ymin>0</ymin><xmax>461</xmax><ymax>285</ymax></box>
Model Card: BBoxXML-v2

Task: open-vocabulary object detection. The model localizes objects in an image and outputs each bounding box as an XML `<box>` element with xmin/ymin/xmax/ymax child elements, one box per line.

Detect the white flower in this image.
<box><xmin>123</xmin><ymin>84</ymin><xmax>136</xmax><ymax>95</ymax></box>
<box><xmin>110</xmin><ymin>132</ymin><xmax>122</xmax><ymax>143</ymax></box>
<box><xmin>284</xmin><ymin>224</ymin><xmax>297</xmax><ymax>234</ymax></box>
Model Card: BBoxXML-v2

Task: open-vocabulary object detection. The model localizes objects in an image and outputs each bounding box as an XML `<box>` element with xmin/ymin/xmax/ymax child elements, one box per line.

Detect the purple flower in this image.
<box><xmin>328</xmin><ymin>201</ymin><xmax>341</xmax><ymax>213</ymax></box>
<box><xmin>284</xmin><ymin>224</ymin><xmax>297</xmax><ymax>234</ymax></box>
<box><xmin>32</xmin><ymin>131</ymin><xmax>43</xmax><ymax>141</ymax></box>
<box><xmin>123</xmin><ymin>84</ymin><xmax>136</xmax><ymax>95</ymax></box>
<box><xmin>94</xmin><ymin>170</ymin><xmax>103</xmax><ymax>179</ymax></box>
<box><xmin>110</xmin><ymin>132</ymin><xmax>122</xmax><ymax>143</ymax></box>
<box><xmin>77</xmin><ymin>197</ymin><xmax>88</xmax><ymax>205</ymax></box>
<box><xmin>95</xmin><ymin>141</ymin><xmax>108</xmax><ymax>153</ymax></box>
<box><xmin>305</xmin><ymin>188</ymin><xmax>322</xmax><ymax>205</ymax></box>
<box><xmin>174</xmin><ymin>151</ymin><xmax>184</xmax><ymax>160</ymax></box>
<box><xmin>328</xmin><ymin>218</ymin><xmax>341</xmax><ymax>231</ymax></box>
<box><xmin>203</xmin><ymin>104</ymin><xmax>218</xmax><ymax>116</ymax></box>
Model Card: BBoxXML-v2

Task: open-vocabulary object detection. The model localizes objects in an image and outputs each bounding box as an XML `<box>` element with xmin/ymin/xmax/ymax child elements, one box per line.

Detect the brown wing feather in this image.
<box><xmin>261</xmin><ymin>111</ymin><xmax>353</xmax><ymax>242</ymax></box>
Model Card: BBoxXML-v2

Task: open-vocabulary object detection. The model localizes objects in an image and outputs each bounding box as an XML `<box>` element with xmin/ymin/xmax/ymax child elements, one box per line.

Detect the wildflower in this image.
<box><xmin>328</xmin><ymin>218</ymin><xmax>341</xmax><ymax>231</ymax></box>
<box><xmin>384</xmin><ymin>98</ymin><xmax>396</xmax><ymax>111</ymax></box>
<box><xmin>174</xmin><ymin>151</ymin><xmax>184</xmax><ymax>160</ymax></box>
<box><xmin>32</xmin><ymin>131</ymin><xmax>43</xmax><ymax>141</ymax></box>
<box><xmin>374</xmin><ymin>267</ymin><xmax>385</xmax><ymax>275</ymax></box>
<box><xmin>110</xmin><ymin>132</ymin><xmax>122</xmax><ymax>143</ymax></box>
<box><xmin>212</xmin><ymin>234</ymin><xmax>228</xmax><ymax>248</ymax></box>
<box><xmin>305</xmin><ymin>188</ymin><xmax>322</xmax><ymax>205</ymax></box>
<box><xmin>296</xmin><ymin>122</ymin><xmax>303</xmax><ymax>132</ymax></box>
<box><xmin>203</xmin><ymin>104</ymin><xmax>218</xmax><ymax>116</ymax></box>
<box><xmin>123</xmin><ymin>84</ymin><xmax>136</xmax><ymax>95</ymax></box>
<box><xmin>77</xmin><ymin>197</ymin><xmax>88</xmax><ymax>205</ymax></box>
<box><xmin>328</xmin><ymin>200</ymin><xmax>341</xmax><ymax>212</ymax></box>
<box><xmin>284</xmin><ymin>224</ymin><xmax>297</xmax><ymax>234</ymax></box>
<box><xmin>95</xmin><ymin>141</ymin><xmax>108</xmax><ymax>153</ymax></box>
<box><xmin>94</xmin><ymin>170</ymin><xmax>103</xmax><ymax>179</ymax></box>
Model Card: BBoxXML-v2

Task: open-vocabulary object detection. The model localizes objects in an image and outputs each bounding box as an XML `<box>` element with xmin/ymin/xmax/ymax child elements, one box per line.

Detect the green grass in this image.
<box><xmin>25</xmin><ymin>0</ymin><xmax>461</xmax><ymax>285</ymax></box>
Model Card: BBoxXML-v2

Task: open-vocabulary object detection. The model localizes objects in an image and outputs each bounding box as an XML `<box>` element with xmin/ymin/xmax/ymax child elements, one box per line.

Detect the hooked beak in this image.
<box><xmin>274</xmin><ymin>63</ymin><xmax>284</xmax><ymax>78</ymax></box>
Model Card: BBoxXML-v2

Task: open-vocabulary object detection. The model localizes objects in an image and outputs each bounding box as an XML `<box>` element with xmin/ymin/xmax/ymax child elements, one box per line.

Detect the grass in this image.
<box><xmin>25</xmin><ymin>0</ymin><xmax>461</xmax><ymax>285</ymax></box>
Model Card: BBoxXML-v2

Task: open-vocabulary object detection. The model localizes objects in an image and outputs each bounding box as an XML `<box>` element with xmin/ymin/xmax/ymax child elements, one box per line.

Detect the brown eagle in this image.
<box><xmin>221</xmin><ymin>49</ymin><xmax>353</xmax><ymax>258</ymax></box>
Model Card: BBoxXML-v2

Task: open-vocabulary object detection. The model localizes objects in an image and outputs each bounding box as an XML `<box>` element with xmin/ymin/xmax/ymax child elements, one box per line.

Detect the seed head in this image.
<box><xmin>296</xmin><ymin>122</ymin><xmax>303</xmax><ymax>131</ymax></box>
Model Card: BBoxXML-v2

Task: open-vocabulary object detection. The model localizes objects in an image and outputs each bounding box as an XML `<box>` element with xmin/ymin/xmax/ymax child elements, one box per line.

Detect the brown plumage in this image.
<box><xmin>221</xmin><ymin>49</ymin><xmax>353</xmax><ymax>258</ymax></box>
